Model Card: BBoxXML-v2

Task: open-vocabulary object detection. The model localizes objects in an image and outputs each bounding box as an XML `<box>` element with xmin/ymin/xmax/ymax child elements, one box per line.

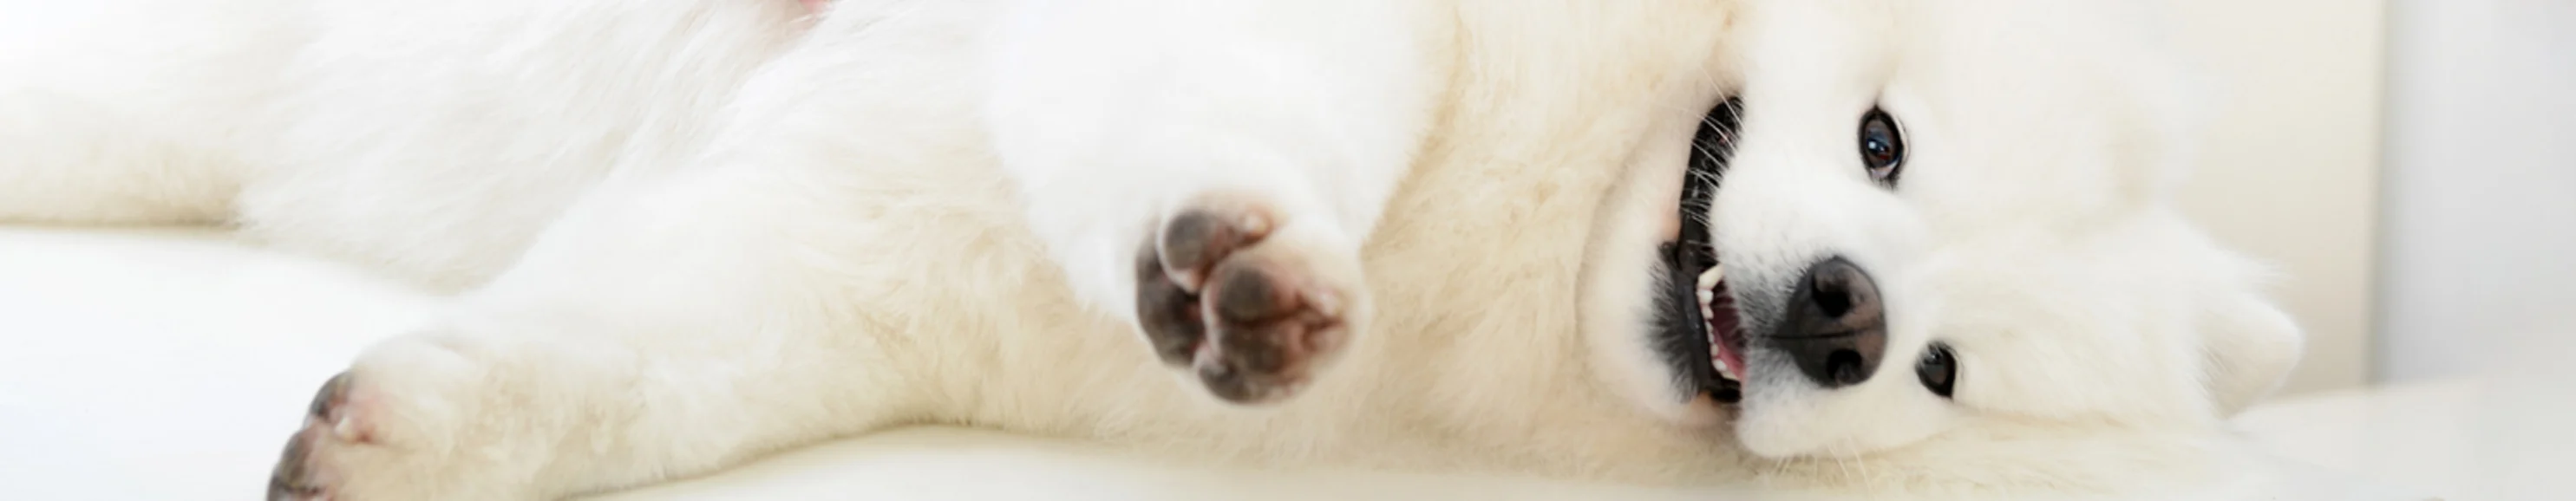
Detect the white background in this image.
<box><xmin>2375</xmin><ymin>0</ymin><xmax>2576</xmax><ymax>384</ymax></box>
<box><xmin>2165</xmin><ymin>0</ymin><xmax>2576</xmax><ymax>394</ymax></box>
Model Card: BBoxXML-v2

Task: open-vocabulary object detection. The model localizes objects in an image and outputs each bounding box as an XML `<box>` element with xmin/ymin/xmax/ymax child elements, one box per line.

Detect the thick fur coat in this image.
<box><xmin>0</xmin><ymin>0</ymin><xmax>2301</xmax><ymax>499</ymax></box>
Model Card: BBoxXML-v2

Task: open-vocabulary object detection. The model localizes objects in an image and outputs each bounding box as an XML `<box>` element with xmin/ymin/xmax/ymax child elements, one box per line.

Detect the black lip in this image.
<box><xmin>1651</xmin><ymin>98</ymin><xmax>1742</xmax><ymax>404</ymax></box>
<box><xmin>1655</xmin><ymin>239</ymin><xmax>1729</xmax><ymax>401</ymax></box>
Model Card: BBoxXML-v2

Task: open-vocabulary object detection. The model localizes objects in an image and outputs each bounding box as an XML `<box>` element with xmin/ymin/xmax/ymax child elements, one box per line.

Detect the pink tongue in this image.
<box><xmin>801</xmin><ymin>0</ymin><xmax>829</xmax><ymax>15</ymax></box>
<box><xmin>1707</xmin><ymin>282</ymin><xmax>1746</xmax><ymax>377</ymax></box>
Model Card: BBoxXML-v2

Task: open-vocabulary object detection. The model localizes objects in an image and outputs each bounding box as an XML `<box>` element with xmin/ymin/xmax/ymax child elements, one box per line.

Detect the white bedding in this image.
<box><xmin>0</xmin><ymin>228</ymin><xmax>2437</xmax><ymax>500</ymax></box>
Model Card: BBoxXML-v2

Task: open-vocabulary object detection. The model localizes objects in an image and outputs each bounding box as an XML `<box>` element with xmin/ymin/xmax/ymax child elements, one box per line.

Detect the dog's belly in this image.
<box><xmin>947</xmin><ymin>7</ymin><xmax>1749</xmax><ymax>484</ymax></box>
<box><xmin>206</xmin><ymin>0</ymin><xmax>1750</xmax><ymax>484</ymax></box>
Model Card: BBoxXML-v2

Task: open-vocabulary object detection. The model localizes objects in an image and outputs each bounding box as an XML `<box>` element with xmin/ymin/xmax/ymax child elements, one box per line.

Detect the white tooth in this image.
<box><xmin>1697</xmin><ymin>264</ymin><xmax>1734</xmax><ymax>381</ymax></box>
<box><xmin>1696</xmin><ymin>264</ymin><xmax>1724</xmax><ymax>290</ymax></box>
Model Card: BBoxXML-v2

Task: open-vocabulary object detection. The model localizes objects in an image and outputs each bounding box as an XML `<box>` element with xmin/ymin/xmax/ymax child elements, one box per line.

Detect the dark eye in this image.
<box><xmin>1916</xmin><ymin>342</ymin><xmax>1957</xmax><ymax>398</ymax></box>
<box><xmin>1857</xmin><ymin>107</ymin><xmax>1905</xmax><ymax>186</ymax></box>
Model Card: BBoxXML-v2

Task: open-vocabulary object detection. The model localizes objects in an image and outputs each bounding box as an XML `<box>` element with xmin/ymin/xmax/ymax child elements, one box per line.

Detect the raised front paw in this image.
<box><xmin>268</xmin><ymin>338</ymin><xmax>533</xmax><ymax>501</ymax></box>
<box><xmin>1133</xmin><ymin>196</ymin><xmax>1363</xmax><ymax>405</ymax></box>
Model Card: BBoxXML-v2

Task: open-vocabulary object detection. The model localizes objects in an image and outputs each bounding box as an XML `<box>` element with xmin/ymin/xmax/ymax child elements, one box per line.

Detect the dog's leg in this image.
<box><xmin>264</xmin><ymin>169</ymin><xmax>938</xmax><ymax>501</ymax></box>
<box><xmin>0</xmin><ymin>92</ymin><xmax>254</xmax><ymax>224</ymax></box>
<box><xmin>267</xmin><ymin>4</ymin><xmax>1027</xmax><ymax>498</ymax></box>
<box><xmin>987</xmin><ymin>0</ymin><xmax>1442</xmax><ymax>404</ymax></box>
<box><xmin>0</xmin><ymin>2</ymin><xmax>289</xmax><ymax>224</ymax></box>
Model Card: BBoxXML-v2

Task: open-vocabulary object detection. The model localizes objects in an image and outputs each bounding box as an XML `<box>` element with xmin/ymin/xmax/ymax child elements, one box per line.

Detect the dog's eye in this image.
<box><xmin>1916</xmin><ymin>342</ymin><xmax>1957</xmax><ymax>398</ymax></box>
<box><xmin>1857</xmin><ymin>107</ymin><xmax>1905</xmax><ymax>187</ymax></box>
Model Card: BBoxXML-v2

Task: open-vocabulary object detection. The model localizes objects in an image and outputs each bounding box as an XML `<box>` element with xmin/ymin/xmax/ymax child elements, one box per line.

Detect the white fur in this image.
<box><xmin>985</xmin><ymin>0</ymin><xmax>1430</xmax><ymax>324</ymax></box>
<box><xmin>0</xmin><ymin>0</ymin><xmax>2298</xmax><ymax>499</ymax></box>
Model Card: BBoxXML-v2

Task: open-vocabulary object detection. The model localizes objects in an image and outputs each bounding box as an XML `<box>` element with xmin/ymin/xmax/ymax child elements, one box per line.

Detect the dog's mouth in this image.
<box><xmin>1655</xmin><ymin>99</ymin><xmax>1749</xmax><ymax>405</ymax></box>
<box><xmin>1659</xmin><ymin>237</ymin><xmax>1747</xmax><ymax>405</ymax></box>
<box><xmin>1698</xmin><ymin>261</ymin><xmax>1749</xmax><ymax>394</ymax></box>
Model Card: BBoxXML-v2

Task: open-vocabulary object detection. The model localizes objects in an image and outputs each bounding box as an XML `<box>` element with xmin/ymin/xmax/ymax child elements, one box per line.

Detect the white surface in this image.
<box><xmin>2236</xmin><ymin>381</ymin><xmax>2480</xmax><ymax>499</ymax></box>
<box><xmin>2236</xmin><ymin>359</ymin><xmax>2576</xmax><ymax>501</ymax></box>
<box><xmin>2375</xmin><ymin>0</ymin><xmax>2576</xmax><ymax>383</ymax></box>
<box><xmin>0</xmin><ymin>228</ymin><xmax>2439</xmax><ymax>500</ymax></box>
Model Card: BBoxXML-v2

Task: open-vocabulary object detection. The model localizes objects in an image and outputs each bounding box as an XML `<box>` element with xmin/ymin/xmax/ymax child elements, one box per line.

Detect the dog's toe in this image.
<box><xmin>1193</xmin><ymin>257</ymin><xmax>1345</xmax><ymax>403</ymax></box>
<box><xmin>270</xmin><ymin>373</ymin><xmax>358</xmax><ymax>501</ymax></box>
<box><xmin>1156</xmin><ymin>205</ymin><xmax>1274</xmax><ymax>290</ymax></box>
<box><xmin>1136</xmin><ymin>241</ymin><xmax>1208</xmax><ymax>367</ymax></box>
<box><xmin>1137</xmin><ymin>202</ymin><xmax>1279</xmax><ymax>368</ymax></box>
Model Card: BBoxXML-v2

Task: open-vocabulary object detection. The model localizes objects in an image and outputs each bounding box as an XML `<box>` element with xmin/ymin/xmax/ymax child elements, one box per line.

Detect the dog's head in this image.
<box><xmin>1597</xmin><ymin>0</ymin><xmax>2305</xmax><ymax>472</ymax></box>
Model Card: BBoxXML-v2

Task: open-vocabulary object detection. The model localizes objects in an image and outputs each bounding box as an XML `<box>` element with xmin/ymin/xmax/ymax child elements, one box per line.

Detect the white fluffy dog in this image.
<box><xmin>0</xmin><ymin>0</ymin><xmax>2301</xmax><ymax>499</ymax></box>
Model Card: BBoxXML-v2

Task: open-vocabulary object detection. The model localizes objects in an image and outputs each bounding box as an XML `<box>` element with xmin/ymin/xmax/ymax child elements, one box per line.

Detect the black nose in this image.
<box><xmin>1765</xmin><ymin>257</ymin><xmax>1888</xmax><ymax>388</ymax></box>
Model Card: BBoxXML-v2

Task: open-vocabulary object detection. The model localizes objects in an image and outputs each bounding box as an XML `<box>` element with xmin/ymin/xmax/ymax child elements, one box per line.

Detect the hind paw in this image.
<box><xmin>266</xmin><ymin>337</ymin><xmax>533</xmax><ymax>501</ymax></box>
<box><xmin>270</xmin><ymin>370</ymin><xmax>457</xmax><ymax>501</ymax></box>
<box><xmin>270</xmin><ymin>373</ymin><xmax>362</xmax><ymax>501</ymax></box>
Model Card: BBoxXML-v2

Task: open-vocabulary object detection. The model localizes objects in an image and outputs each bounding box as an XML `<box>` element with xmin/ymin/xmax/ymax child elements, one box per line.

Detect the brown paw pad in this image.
<box><xmin>269</xmin><ymin>372</ymin><xmax>367</xmax><ymax>501</ymax></box>
<box><xmin>1134</xmin><ymin>204</ymin><xmax>1345</xmax><ymax>405</ymax></box>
